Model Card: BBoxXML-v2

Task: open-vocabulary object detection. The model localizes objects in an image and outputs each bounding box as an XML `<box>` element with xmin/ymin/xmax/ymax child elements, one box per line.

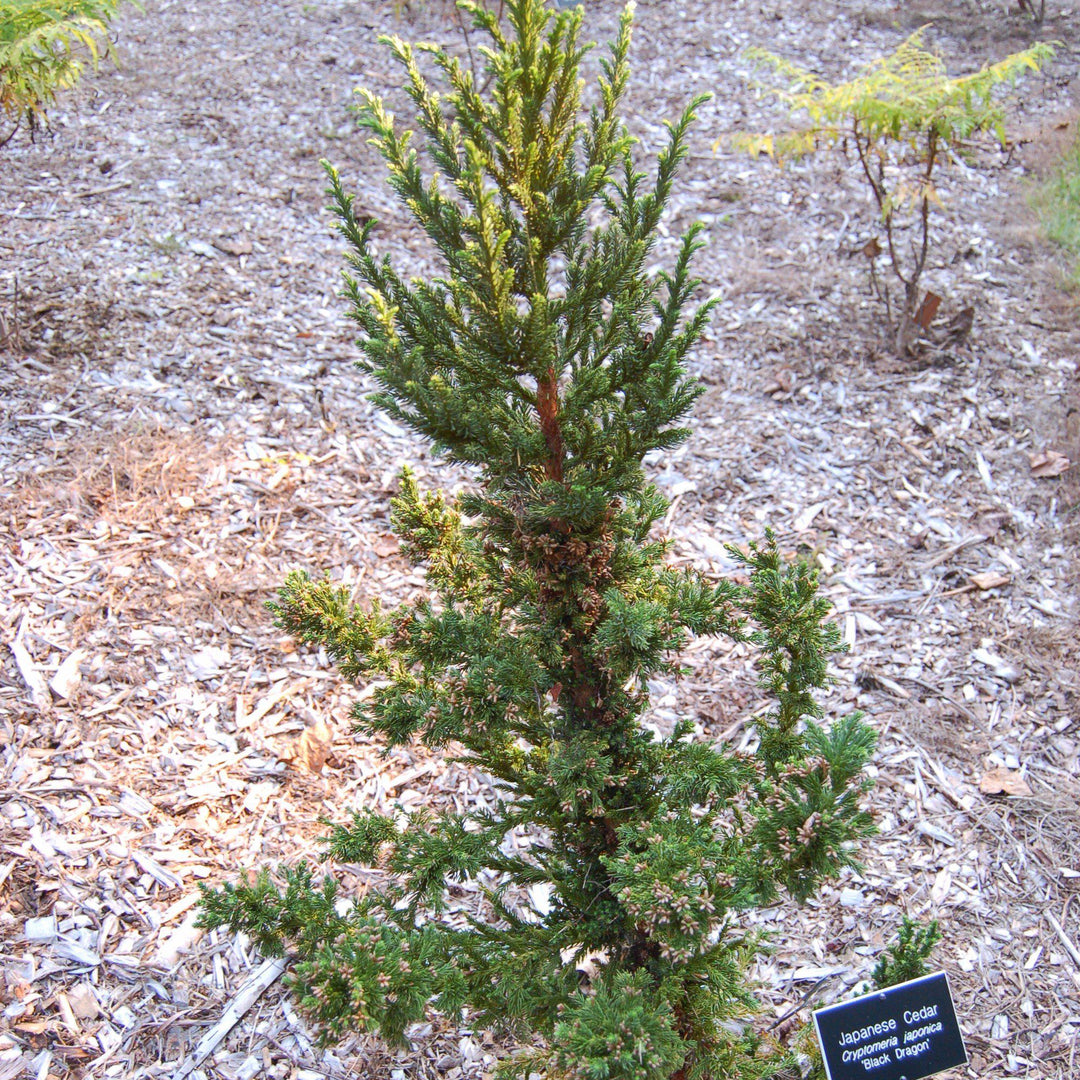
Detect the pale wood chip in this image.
<box><xmin>174</xmin><ymin>957</ymin><xmax>287</xmax><ymax>1080</ymax></box>
<box><xmin>8</xmin><ymin>619</ymin><xmax>52</xmax><ymax>714</ymax></box>
<box><xmin>154</xmin><ymin>910</ymin><xmax>205</xmax><ymax>969</ymax></box>
<box><xmin>969</xmin><ymin>570</ymin><xmax>1010</xmax><ymax>591</ymax></box>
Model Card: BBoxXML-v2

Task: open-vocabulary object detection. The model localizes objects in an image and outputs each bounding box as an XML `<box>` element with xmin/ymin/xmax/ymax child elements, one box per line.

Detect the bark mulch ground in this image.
<box><xmin>1</xmin><ymin>2</ymin><xmax>1078</xmax><ymax>1078</ymax></box>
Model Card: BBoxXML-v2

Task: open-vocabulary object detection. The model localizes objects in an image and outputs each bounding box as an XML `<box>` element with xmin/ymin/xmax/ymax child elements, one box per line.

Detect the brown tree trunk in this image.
<box><xmin>537</xmin><ymin>367</ymin><xmax>564</xmax><ymax>482</ymax></box>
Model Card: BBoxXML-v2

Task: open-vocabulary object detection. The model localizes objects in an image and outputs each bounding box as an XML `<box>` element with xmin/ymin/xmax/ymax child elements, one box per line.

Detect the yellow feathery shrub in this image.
<box><xmin>736</xmin><ymin>29</ymin><xmax>1054</xmax><ymax>354</ymax></box>
<box><xmin>1</xmin><ymin>0</ymin><xmax>130</xmax><ymax>143</ymax></box>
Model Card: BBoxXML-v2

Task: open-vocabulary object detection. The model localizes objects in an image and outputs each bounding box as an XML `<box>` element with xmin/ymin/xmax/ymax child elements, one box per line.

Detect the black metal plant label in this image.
<box><xmin>813</xmin><ymin>972</ymin><xmax>967</xmax><ymax>1080</ymax></box>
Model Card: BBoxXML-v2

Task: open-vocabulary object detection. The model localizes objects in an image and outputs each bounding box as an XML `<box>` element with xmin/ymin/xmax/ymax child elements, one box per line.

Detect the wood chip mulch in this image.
<box><xmin>1</xmin><ymin>2</ymin><xmax>1078</xmax><ymax>1078</ymax></box>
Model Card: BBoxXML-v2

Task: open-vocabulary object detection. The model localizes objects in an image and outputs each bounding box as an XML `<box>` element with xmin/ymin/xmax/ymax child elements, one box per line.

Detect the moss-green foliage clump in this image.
<box><xmin>199</xmin><ymin>3</ymin><xmax>878</xmax><ymax>1077</ymax></box>
<box><xmin>873</xmin><ymin>916</ymin><xmax>943</xmax><ymax>990</ymax></box>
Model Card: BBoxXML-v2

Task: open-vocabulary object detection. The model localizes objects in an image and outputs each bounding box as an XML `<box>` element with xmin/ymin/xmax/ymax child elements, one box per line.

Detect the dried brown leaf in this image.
<box><xmin>67</xmin><ymin>984</ymin><xmax>100</xmax><ymax>1021</ymax></box>
<box><xmin>979</xmin><ymin>767</ymin><xmax>1033</xmax><ymax>797</ymax></box>
<box><xmin>294</xmin><ymin>719</ymin><xmax>334</xmax><ymax>773</ymax></box>
<box><xmin>914</xmin><ymin>290</ymin><xmax>942</xmax><ymax>331</ymax></box>
<box><xmin>1029</xmin><ymin>450</ymin><xmax>1071</xmax><ymax>478</ymax></box>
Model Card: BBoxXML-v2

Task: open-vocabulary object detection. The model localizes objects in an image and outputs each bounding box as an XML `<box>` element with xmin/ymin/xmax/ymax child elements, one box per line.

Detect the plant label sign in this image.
<box><xmin>813</xmin><ymin>972</ymin><xmax>967</xmax><ymax>1080</ymax></box>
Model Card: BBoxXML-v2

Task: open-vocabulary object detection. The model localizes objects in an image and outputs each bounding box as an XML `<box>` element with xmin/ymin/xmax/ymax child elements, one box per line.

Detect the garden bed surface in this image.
<box><xmin>1</xmin><ymin>1</ymin><xmax>1079</xmax><ymax>1078</ymax></box>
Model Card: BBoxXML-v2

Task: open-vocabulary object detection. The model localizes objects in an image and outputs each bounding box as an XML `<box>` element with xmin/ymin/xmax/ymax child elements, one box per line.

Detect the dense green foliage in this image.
<box><xmin>199</xmin><ymin>3</ymin><xmax>877</xmax><ymax>1076</ymax></box>
<box><xmin>0</xmin><ymin>0</ymin><xmax>127</xmax><ymax>143</ymax></box>
<box><xmin>872</xmin><ymin>916</ymin><xmax>942</xmax><ymax>990</ymax></box>
<box><xmin>740</xmin><ymin>30</ymin><xmax>1053</xmax><ymax>354</ymax></box>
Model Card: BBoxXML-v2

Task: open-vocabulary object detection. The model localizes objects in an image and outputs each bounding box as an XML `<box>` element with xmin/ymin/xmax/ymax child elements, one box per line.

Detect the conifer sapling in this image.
<box><xmin>199</xmin><ymin>3</ymin><xmax>877</xmax><ymax>1076</ymax></box>
<box><xmin>872</xmin><ymin>916</ymin><xmax>942</xmax><ymax>990</ymax></box>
